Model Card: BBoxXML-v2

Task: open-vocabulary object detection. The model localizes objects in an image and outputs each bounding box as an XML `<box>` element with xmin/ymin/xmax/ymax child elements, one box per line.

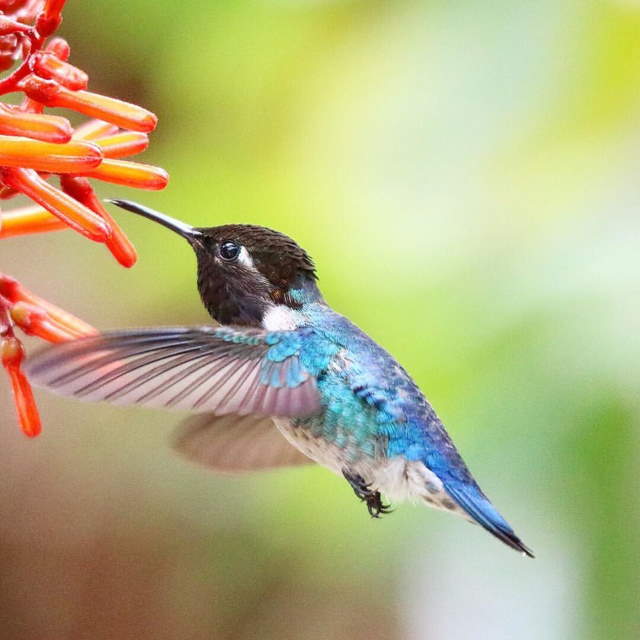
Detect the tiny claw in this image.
<box><xmin>343</xmin><ymin>469</ymin><xmax>392</xmax><ymax>518</ymax></box>
<box><xmin>366</xmin><ymin>493</ymin><xmax>392</xmax><ymax>519</ymax></box>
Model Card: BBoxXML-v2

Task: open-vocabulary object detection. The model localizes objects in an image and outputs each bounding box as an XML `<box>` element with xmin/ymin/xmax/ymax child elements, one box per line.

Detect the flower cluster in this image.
<box><xmin>0</xmin><ymin>0</ymin><xmax>168</xmax><ymax>437</ymax></box>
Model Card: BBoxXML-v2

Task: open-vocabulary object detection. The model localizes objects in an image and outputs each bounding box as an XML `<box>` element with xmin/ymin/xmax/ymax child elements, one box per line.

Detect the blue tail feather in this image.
<box><xmin>444</xmin><ymin>482</ymin><xmax>534</xmax><ymax>558</ymax></box>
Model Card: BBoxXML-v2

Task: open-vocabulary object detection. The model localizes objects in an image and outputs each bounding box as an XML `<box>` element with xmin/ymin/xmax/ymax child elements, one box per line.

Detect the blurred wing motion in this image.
<box><xmin>172</xmin><ymin>413</ymin><xmax>311</xmax><ymax>472</ymax></box>
<box><xmin>26</xmin><ymin>326</ymin><xmax>322</xmax><ymax>417</ymax></box>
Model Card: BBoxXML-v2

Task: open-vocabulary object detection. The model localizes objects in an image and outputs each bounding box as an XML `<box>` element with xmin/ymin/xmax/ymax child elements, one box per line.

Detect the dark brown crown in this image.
<box><xmin>198</xmin><ymin>224</ymin><xmax>317</xmax><ymax>288</ymax></box>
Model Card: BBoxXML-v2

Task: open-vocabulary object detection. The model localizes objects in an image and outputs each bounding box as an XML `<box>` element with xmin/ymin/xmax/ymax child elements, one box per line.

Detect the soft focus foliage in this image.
<box><xmin>1</xmin><ymin>1</ymin><xmax>639</xmax><ymax>639</ymax></box>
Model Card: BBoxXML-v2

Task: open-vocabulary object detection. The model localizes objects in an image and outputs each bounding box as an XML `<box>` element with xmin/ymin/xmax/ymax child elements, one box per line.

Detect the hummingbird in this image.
<box><xmin>27</xmin><ymin>200</ymin><xmax>533</xmax><ymax>557</ymax></box>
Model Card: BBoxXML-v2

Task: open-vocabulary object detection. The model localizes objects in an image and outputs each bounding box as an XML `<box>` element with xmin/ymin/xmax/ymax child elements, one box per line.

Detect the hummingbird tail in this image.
<box><xmin>444</xmin><ymin>482</ymin><xmax>534</xmax><ymax>558</ymax></box>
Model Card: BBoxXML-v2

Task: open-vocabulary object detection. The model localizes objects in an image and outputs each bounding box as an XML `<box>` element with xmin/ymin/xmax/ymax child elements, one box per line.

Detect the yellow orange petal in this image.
<box><xmin>0</xmin><ymin>168</ymin><xmax>110</xmax><ymax>241</ymax></box>
<box><xmin>72</xmin><ymin>119</ymin><xmax>119</xmax><ymax>141</ymax></box>
<box><xmin>23</xmin><ymin>76</ymin><xmax>158</xmax><ymax>133</ymax></box>
<box><xmin>0</xmin><ymin>135</ymin><xmax>102</xmax><ymax>173</ymax></box>
<box><xmin>96</xmin><ymin>131</ymin><xmax>149</xmax><ymax>159</ymax></box>
<box><xmin>0</xmin><ymin>105</ymin><xmax>72</xmax><ymax>143</ymax></box>
<box><xmin>81</xmin><ymin>159</ymin><xmax>168</xmax><ymax>190</ymax></box>
<box><xmin>0</xmin><ymin>204</ymin><xmax>67</xmax><ymax>238</ymax></box>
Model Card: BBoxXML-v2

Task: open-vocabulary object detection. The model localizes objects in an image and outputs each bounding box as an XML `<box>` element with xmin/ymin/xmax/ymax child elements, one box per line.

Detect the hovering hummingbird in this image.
<box><xmin>27</xmin><ymin>200</ymin><xmax>533</xmax><ymax>557</ymax></box>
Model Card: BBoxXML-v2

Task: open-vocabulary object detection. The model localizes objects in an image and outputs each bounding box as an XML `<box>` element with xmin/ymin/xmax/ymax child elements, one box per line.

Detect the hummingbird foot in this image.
<box><xmin>342</xmin><ymin>470</ymin><xmax>392</xmax><ymax>518</ymax></box>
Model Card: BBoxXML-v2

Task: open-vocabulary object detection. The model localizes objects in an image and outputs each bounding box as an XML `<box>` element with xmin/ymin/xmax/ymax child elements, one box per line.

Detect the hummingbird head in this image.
<box><xmin>109</xmin><ymin>200</ymin><xmax>322</xmax><ymax>327</ymax></box>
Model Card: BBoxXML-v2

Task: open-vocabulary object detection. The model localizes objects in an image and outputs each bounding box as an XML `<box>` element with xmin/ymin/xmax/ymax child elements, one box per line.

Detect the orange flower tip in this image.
<box><xmin>0</xmin><ymin>136</ymin><xmax>103</xmax><ymax>173</ymax></box>
<box><xmin>45</xmin><ymin>37</ymin><xmax>70</xmax><ymax>62</ymax></box>
<box><xmin>1</xmin><ymin>336</ymin><xmax>24</xmax><ymax>367</ymax></box>
<box><xmin>72</xmin><ymin>119</ymin><xmax>119</xmax><ymax>141</ymax></box>
<box><xmin>106</xmin><ymin>236</ymin><xmax>138</xmax><ymax>268</ymax></box>
<box><xmin>82</xmin><ymin>159</ymin><xmax>168</xmax><ymax>190</ymax></box>
<box><xmin>22</xmin><ymin>423</ymin><xmax>42</xmax><ymax>438</ymax></box>
<box><xmin>97</xmin><ymin>131</ymin><xmax>149</xmax><ymax>159</ymax></box>
<box><xmin>5</xmin><ymin>364</ymin><xmax>42</xmax><ymax>438</ymax></box>
<box><xmin>0</xmin><ymin>274</ymin><xmax>19</xmax><ymax>302</ymax></box>
<box><xmin>0</xmin><ymin>106</ymin><xmax>73</xmax><ymax>143</ymax></box>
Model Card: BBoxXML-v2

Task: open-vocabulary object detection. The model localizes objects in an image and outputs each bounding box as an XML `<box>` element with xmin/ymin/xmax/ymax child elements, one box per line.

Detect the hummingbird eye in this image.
<box><xmin>219</xmin><ymin>241</ymin><xmax>241</xmax><ymax>262</ymax></box>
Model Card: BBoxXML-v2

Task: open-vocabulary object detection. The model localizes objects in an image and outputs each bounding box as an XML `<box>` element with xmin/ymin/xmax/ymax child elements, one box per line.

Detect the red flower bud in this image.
<box><xmin>32</xmin><ymin>51</ymin><xmax>88</xmax><ymax>90</ymax></box>
<box><xmin>1</xmin><ymin>336</ymin><xmax>41</xmax><ymax>437</ymax></box>
<box><xmin>45</xmin><ymin>36</ymin><xmax>70</xmax><ymax>61</ymax></box>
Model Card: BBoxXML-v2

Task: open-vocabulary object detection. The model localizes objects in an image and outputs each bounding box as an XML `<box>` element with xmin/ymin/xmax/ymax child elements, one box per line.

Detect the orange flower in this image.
<box><xmin>0</xmin><ymin>104</ymin><xmax>72</xmax><ymax>143</ymax></box>
<box><xmin>45</xmin><ymin>36</ymin><xmax>70</xmax><ymax>61</ymax></box>
<box><xmin>0</xmin><ymin>274</ymin><xmax>98</xmax><ymax>339</ymax></box>
<box><xmin>0</xmin><ymin>204</ymin><xmax>67</xmax><ymax>237</ymax></box>
<box><xmin>1</xmin><ymin>168</ymin><xmax>110</xmax><ymax>241</ymax></box>
<box><xmin>23</xmin><ymin>76</ymin><xmax>158</xmax><ymax>133</ymax></box>
<box><xmin>0</xmin><ymin>15</ymin><xmax>32</xmax><ymax>37</ymax></box>
<box><xmin>0</xmin><ymin>135</ymin><xmax>102</xmax><ymax>172</ymax></box>
<box><xmin>82</xmin><ymin>158</ymin><xmax>169</xmax><ymax>190</ymax></box>
<box><xmin>96</xmin><ymin>131</ymin><xmax>149</xmax><ymax>159</ymax></box>
<box><xmin>60</xmin><ymin>175</ymin><xmax>138</xmax><ymax>268</ymax></box>
<box><xmin>1</xmin><ymin>336</ymin><xmax>41</xmax><ymax>438</ymax></box>
<box><xmin>72</xmin><ymin>119</ymin><xmax>118</xmax><ymax>141</ymax></box>
<box><xmin>32</xmin><ymin>52</ymin><xmax>88</xmax><ymax>91</ymax></box>
<box><xmin>0</xmin><ymin>0</ymin><xmax>167</xmax><ymax>435</ymax></box>
<box><xmin>10</xmin><ymin>301</ymin><xmax>79</xmax><ymax>343</ymax></box>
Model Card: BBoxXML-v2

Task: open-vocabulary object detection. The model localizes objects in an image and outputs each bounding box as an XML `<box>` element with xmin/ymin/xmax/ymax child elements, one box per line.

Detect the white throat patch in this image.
<box><xmin>262</xmin><ymin>305</ymin><xmax>300</xmax><ymax>331</ymax></box>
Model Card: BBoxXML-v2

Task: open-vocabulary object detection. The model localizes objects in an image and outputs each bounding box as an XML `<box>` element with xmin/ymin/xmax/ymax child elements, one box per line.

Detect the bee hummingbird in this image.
<box><xmin>27</xmin><ymin>200</ymin><xmax>533</xmax><ymax>557</ymax></box>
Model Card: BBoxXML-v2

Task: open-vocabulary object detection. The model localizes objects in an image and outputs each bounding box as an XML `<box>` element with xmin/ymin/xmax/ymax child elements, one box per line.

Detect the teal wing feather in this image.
<box><xmin>26</xmin><ymin>326</ymin><xmax>325</xmax><ymax>417</ymax></box>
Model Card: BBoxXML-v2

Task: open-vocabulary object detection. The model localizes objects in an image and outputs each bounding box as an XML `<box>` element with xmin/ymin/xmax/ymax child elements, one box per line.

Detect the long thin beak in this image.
<box><xmin>107</xmin><ymin>199</ymin><xmax>202</xmax><ymax>242</ymax></box>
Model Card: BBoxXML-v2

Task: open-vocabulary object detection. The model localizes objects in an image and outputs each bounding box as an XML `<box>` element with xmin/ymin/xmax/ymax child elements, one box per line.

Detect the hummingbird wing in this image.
<box><xmin>171</xmin><ymin>413</ymin><xmax>311</xmax><ymax>472</ymax></box>
<box><xmin>26</xmin><ymin>326</ymin><xmax>322</xmax><ymax>417</ymax></box>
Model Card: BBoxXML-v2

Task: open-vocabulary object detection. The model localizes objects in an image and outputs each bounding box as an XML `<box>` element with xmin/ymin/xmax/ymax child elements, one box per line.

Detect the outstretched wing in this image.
<box><xmin>171</xmin><ymin>413</ymin><xmax>311</xmax><ymax>472</ymax></box>
<box><xmin>26</xmin><ymin>326</ymin><xmax>323</xmax><ymax>417</ymax></box>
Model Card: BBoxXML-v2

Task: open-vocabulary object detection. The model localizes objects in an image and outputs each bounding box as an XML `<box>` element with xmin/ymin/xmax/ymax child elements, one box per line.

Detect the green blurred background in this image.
<box><xmin>2</xmin><ymin>1</ymin><xmax>640</xmax><ymax>638</ymax></box>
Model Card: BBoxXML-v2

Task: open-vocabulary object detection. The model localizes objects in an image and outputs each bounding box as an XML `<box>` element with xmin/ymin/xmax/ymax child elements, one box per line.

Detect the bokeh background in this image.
<box><xmin>2</xmin><ymin>1</ymin><xmax>640</xmax><ymax>638</ymax></box>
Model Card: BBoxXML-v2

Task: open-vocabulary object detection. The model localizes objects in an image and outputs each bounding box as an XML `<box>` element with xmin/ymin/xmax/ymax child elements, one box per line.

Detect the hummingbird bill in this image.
<box><xmin>26</xmin><ymin>199</ymin><xmax>533</xmax><ymax>557</ymax></box>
